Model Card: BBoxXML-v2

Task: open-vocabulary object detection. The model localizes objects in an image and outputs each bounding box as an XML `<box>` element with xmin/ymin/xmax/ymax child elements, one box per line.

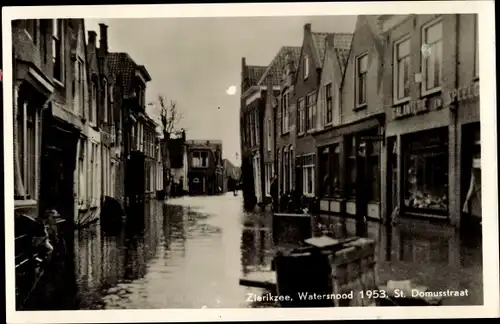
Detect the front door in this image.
<box><xmin>355</xmin><ymin>137</ymin><xmax>368</xmax><ymax>236</ymax></box>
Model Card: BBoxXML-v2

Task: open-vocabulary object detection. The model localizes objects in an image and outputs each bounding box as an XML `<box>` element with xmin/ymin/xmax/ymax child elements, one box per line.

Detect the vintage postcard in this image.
<box><xmin>3</xmin><ymin>1</ymin><xmax>498</xmax><ymax>322</ymax></box>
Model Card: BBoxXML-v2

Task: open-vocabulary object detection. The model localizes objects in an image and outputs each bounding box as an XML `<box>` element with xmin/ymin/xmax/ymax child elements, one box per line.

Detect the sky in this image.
<box><xmin>85</xmin><ymin>16</ymin><xmax>356</xmax><ymax>166</ymax></box>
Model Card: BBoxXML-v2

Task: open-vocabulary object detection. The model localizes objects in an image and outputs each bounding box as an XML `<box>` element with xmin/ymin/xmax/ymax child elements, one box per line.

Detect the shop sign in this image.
<box><xmin>445</xmin><ymin>81</ymin><xmax>480</xmax><ymax>106</ymax></box>
<box><xmin>392</xmin><ymin>96</ymin><xmax>443</xmax><ymax>120</ymax></box>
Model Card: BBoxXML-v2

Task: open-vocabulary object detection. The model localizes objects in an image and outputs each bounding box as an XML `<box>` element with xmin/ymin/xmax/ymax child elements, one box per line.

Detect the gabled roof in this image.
<box><xmin>108</xmin><ymin>52</ymin><xmax>151</xmax><ymax>97</ymax></box>
<box><xmin>257</xmin><ymin>46</ymin><xmax>301</xmax><ymax>86</ymax></box>
<box><xmin>247</xmin><ymin>65</ymin><xmax>267</xmax><ymax>86</ymax></box>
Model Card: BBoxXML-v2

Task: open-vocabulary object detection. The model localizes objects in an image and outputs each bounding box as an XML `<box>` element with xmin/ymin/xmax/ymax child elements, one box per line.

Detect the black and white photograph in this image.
<box><xmin>3</xmin><ymin>1</ymin><xmax>498</xmax><ymax>322</ymax></box>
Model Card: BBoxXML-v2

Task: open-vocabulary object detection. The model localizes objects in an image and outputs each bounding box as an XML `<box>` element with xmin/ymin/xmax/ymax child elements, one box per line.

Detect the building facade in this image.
<box><xmin>312</xmin><ymin>33</ymin><xmax>352</xmax><ymax>216</ymax></box>
<box><xmin>261</xmin><ymin>46</ymin><xmax>301</xmax><ymax>201</ymax></box>
<box><xmin>186</xmin><ymin>140</ymin><xmax>224</xmax><ymax>196</ymax></box>
<box><xmin>142</xmin><ymin>115</ymin><xmax>158</xmax><ymax>200</ymax></box>
<box><xmin>168</xmin><ymin>131</ymin><xmax>188</xmax><ymax>196</ymax></box>
<box><xmin>380</xmin><ymin>14</ymin><xmax>480</xmax><ymax>227</ymax></box>
<box><xmin>240</xmin><ymin>60</ymin><xmax>267</xmax><ymax>207</ymax></box>
<box><xmin>108</xmin><ymin>52</ymin><xmax>152</xmax><ymax>207</ymax></box>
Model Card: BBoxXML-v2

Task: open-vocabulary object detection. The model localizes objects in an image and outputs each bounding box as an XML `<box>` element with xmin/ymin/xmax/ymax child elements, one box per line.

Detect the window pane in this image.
<box><xmin>398</xmin><ymin>39</ymin><xmax>410</xmax><ymax>58</ymax></box>
<box><xmin>425</xmin><ymin>22</ymin><xmax>442</xmax><ymax>44</ymax></box>
<box><xmin>359</xmin><ymin>55</ymin><xmax>368</xmax><ymax>73</ymax></box>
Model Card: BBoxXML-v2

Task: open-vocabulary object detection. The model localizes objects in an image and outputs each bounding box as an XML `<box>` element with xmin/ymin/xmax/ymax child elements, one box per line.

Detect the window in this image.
<box><xmin>40</xmin><ymin>20</ymin><xmax>48</xmax><ymax>62</ymax></box>
<box><xmin>325</xmin><ymin>83</ymin><xmax>333</xmax><ymax>125</ymax></box>
<box><xmin>304</xmin><ymin>55</ymin><xmax>309</xmax><ymax>79</ymax></box>
<box><xmin>192</xmin><ymin>151</ymin><xmax>208</xmax><ymax>168</ymax></box>
<box><xmin>403</xmin><ymin>128</ymin><xmax>448</xmax><ymax>213</ymax></box>
<box><xmin>283</xmin><ymin>148</ymin><xmax>289</xmax><ymax>193</ymax></box>
<box><xmin>103</xmin><ymin>79</ymin><xmax>108</xmax><ymax>123</ymax></box>
<box><xmin>306</xmin><ymin>91</ymin><xmax>316</xmax><ymax>132</ymax></box>
<box><xmin>346</xmin><ymin>136</ymin><xmax>356</xmax><ymax>197</ymax></box>
<box><xmin>267</xmin><ymin>118</ymin><xmax>272</xmax><ymax>151</ymax></box>
<box><xmin>52</xmin><ymin>19</ymin><xmax>63</xmax><ymax>82</ymax></box>
<box><xmin>302</xmin><ymin>154</ymin><xmax>315</xmax><ymax>196</ymax></box>
<box><xmin>297</xmin><ymin>97</ymin><xmax>305</xmax><ymax>135</ymax></box>
<box><xmin>281</xmin><ymin>90</ymin><xmax>289</xmax><ymax>133</ymax></box>
<box><xmin>356</xmin><ymin>54</ymin><xmax>368</xmax><ymax>106</ymax></box>
<box><xmin>90</xmin><ymin>77</ymin><xmax>97</xmax><ymax>123</ymax></box>
<box><xmin>255</xmin><ymin>110</ymin><xmax>260</xmax><ymax>145</ymax></box>
<box><xmin>474</xmin><ymin>15</ymin><xmax>479</xmax><ymax>78</ymax></box>
<box><xmin>78</xmin><ymin>139</ymin><xmax>86</xmax><ymax>206</ymax></box>
<box><xmin>422</xmin><ymin>19</ymin><xmax>443</xmax><ymax>92</ymax></box>
<box><xmin>88</xmin><ymin>143</ymin><xmax>94</xmax><ymax>205</ymax></box>
<box><xmin>74</xmin><ymin>58</ymin><xmax>84</xmax><ymax>115</ymax></box>
<box><xmin>319</xmin><ymin>144</ymin><xmax>341</xmax><ymax>197</ymax></box>
<box><xmin>289</xmin><ymin>146</ymin><xmax>293</xmax><ymax>191</ymax></box>
<box><xmin>394</xmin><ymin>37</ymin><xmax>411</xmax><ymax>101</ymax></box>
<box><xmin>15</xmin><ymin>101</ymin><xmax>38</xmax><ymax>200</ymax></box>
<box><xmin>25</xmin><ymin>19</ymin><xmax>37</xmax><ymax>43</ymax></box>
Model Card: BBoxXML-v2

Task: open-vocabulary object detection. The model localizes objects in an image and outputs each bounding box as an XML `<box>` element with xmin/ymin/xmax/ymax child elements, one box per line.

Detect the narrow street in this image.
<box><xmin>46</xmin><ymin>193</ymin><xmax>482</xmax><ymax>309</ymax></box>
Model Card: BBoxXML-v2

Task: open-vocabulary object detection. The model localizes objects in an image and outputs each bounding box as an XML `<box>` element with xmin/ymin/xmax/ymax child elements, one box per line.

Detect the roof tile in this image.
<box><xmin>257</xmin><ymin>46</ymin><xmax>301</xmax><ymax>86</ymax></box>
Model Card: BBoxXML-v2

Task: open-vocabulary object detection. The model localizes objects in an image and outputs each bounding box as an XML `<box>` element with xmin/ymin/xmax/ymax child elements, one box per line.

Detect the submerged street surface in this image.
<box><xmin>31</xmin><ymin>193</ymin><xmax>483</xmax><ymax>309</ymax></box>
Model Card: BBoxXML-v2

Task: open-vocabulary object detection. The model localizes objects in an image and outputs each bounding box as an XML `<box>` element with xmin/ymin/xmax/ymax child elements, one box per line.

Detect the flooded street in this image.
<box><xmin>29</xmin><ymin>193</ymin><xmax>483</xmax><ymax>309</ymax></box>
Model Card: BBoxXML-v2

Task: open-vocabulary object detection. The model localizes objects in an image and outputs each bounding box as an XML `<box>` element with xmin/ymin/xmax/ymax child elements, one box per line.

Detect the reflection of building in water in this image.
<box><xmin>391</xmin><ymin>219</ymin><xmax>461</xmax><ymax>269</ymax></box>
<box><xmin>240</xmin><ymin>212</ymin><xmax>273</xmax><ymax>274</ymax></box>
<box><xmin>123</xmin><ymin>233</ymin><xmax>147</xmax><ymax>281</ymax></box>
<box><xmin>74</xmin><ymin>223</ymin><xmax>102</xmax><ymax>303</ymax></box>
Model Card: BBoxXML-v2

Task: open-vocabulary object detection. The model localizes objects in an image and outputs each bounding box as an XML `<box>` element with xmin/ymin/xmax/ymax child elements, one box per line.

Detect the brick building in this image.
<box><xmin>108</xmin><ymin>52</ymin><xmax>152</xmax><ymax>207</ymax></box>
<box><xmin>240</xmin><ymin>60</ymin><xmax>267</xmax><ymax>207</ymax></box>
<box><xmin>264</xmin><ymin>46</ymin><xmax>301</xmax><ymax>200</ymax></box>
<box><xmin>312</xmin><ymin>32</ymin><xmax>352</xmax><ymax>215</ymax></box>
<box><xmin>186</xmin><ymin>140</ymin><xmax>224</xmax><ymax>196</ymax></box>
<box><xmin>293</xmin><ymin>24</ymin><xmax>352</xmax><ymax>201</ymax></box>
<box><xmin>380</xmin><ymin>14</ymin><xmax>480</xmax><ymax>227</ymax></box>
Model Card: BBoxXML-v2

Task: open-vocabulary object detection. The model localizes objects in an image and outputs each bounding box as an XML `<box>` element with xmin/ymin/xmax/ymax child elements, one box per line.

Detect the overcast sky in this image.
<box><xmin>85</xmin><ymin>16</ymin><xmax>356</xmax><ymax>166</ymax></box>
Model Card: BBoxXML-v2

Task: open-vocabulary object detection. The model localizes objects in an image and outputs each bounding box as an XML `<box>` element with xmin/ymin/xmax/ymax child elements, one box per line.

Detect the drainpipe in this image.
<box><xmin>38</xmin><ymin>99</ymin><xmax>52</xmax><ymax>218</ymax></box>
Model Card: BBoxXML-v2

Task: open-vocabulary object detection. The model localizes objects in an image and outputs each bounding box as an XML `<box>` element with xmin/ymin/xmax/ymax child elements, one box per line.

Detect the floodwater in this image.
<box><xmin>23</xmin><ymin>193</ymin><xmax>483</xmax><ymax>309</ymax></box>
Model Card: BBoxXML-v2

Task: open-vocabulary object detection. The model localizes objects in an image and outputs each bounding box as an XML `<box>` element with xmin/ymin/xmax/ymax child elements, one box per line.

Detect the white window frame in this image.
<box><xmin>52</xmin><ymin>19</ymin><xmax>64</xmax><ymax>84</ymax></box>
<box><xmin>393</xmin><ymin>36</ymin><xmax>411</xmax><ymax>104</ymax></box>
<box><xmin>421</xmin><ymin>17</ymin><xmax>443</xmax><ymax>96</ymax></box>
<box><xmin>267</xmin><ymin>118</ymin><xmax>272</xmax><ymax>151</ymax></box>
<box><xmin>306</xmin><ymin>91</ymin><xmax>317</xmax><ymax>133</ymax></box>
<box><xmin>289</xmin><ymin>146</ymin><xmax>293</xmax><ymax>191</ymax></box>
<box><xmin>325</xmin><ymin>82</ymin><xmax>333</xmax><ymax>126</ymax></box>
<box><xmin>103</xmin><ymin>78</ymin><xmax>108</xmax><ymax>123</ymax></box>
<box><xmin>304</xmin><ymin>55</ymin><xmax>309</xmax><ymax>80</ymax></box>
<box><xmin>355</xmin><ymin>53</ymin><xmax>368</xmax><ymax>108</ymax></box>
<box><xmin>281</xmin><ymin>90</ymin><xmax>290</xmax><ymax>134</ymax></box>
<box><xmin>15</xmin><ymin>100</ymin><xmax>39</xmax><ymax>202</ymax></box>
<box><xmin>91</xmin><ymin>77</ymin><xmax>98</xmax><ymax>124</ymax></box>
<box><xmin>255</xmin><ymin>110</ymin><xmax>260</xmax><ymax>145</ymax></box>
<box><xmin>474</xmin><ymin>15</ymin><xmax>479</xmax><ymax>78</ymax></box>
<box><xmin>302</xmin><ymin>154</ymin><xmax>315</xmax><ymax>197</ymax></box>
<box><xmin>78</xmin><ymin>138</ymin><xmax>86</xmax><ymax>208</ymax></box>
<box><xmin>298</xmin><ymin>97</ymin><xmax>305</xmax><ymax>135</ymax></box>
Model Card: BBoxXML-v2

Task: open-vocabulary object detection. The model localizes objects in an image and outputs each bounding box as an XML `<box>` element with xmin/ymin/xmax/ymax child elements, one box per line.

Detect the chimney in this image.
<box><xmin>88</xmin><ymin>31</ymin><xmax>97</xmax><ymax>47</ymax></box>
<box><xmin>99</xmin><ymin>23</ymin><xmax>108</xmax><ymax>53</ymax></box>
<box><xmin>241</xmin><ymin>57</ymin><xmax>246</xmax><ymax>70</ymax></box>
<box><xmin>304</xmin><ymin>23</ymin><xmax>312</xmax><ymax>33</ymax></box>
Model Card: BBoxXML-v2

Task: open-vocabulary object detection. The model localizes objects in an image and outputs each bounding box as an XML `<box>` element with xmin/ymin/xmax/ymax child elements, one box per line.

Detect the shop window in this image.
<box><xmin>346</xmin><ymin>136</ymin><xmax>357</xmax><ymax>198</ymax></box>
<box><xmin>403</xmin><ymin>128</ymin><xmax>449</xmax><ymax>213</ymax></box>
<box><xmin>319</xmin><ymin>144</ymin><xmax>341</xmax><ymax>198</ymax></box>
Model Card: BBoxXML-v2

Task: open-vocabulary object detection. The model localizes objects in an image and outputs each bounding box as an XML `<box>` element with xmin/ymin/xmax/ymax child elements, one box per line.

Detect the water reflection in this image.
<box><xmin>27</xmin><ymin>193</ymin><xmax>483</xmax><ymax>309</ymax></box>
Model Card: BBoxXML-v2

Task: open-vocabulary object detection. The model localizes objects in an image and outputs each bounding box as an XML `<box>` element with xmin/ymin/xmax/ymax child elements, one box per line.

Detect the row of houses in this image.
<box><xmin>240</xmin><ymin>14</ymin><xmax>480</xmax><ymax>228</ymax></box>
<box><xmin>12</xmin><ymin>19</ymin><xmax>164</xmax><ymax>227</ymax></box>
<box><xmin>168</xmin><ymin>134</ymin><xmax>240</xmax><ymax>196</ymax></box>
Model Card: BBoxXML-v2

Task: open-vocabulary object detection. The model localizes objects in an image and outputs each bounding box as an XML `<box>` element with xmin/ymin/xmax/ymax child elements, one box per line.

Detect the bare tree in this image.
<box><xmin>158</xmin><ymin>95</ymin><xmax>184</xmax><ymax>197</ymax></box>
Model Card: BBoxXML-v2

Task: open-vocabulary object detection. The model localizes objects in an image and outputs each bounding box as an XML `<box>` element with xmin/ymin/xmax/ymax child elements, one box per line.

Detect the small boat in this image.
<box><xmin>14</xmin><ymin>213</ymin><xmax>53</xmax><ymax>309</ymax></box>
